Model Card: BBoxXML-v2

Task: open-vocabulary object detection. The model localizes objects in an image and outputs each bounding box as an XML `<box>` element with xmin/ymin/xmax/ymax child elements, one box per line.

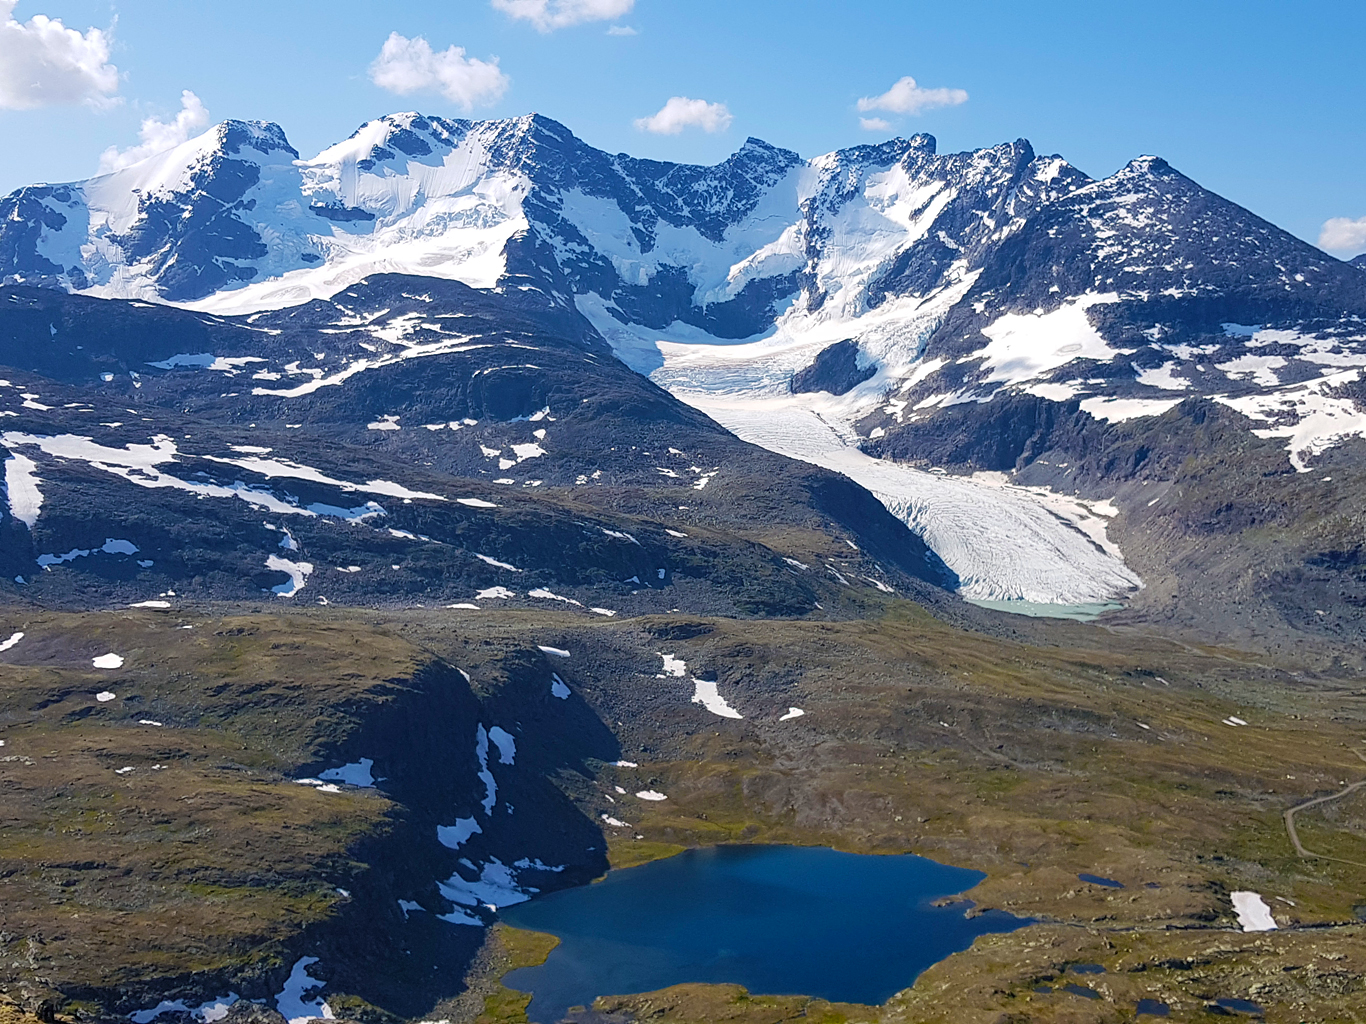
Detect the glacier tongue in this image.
<box><xmin>574</xmin><ymin>258</ymin><xmax>1141</xmax><ymax>606</ymax></box>
<box><xmin>680</xmin><ymin>392</ymin><xmax>1139</xmax><ymax>604</ymax></box>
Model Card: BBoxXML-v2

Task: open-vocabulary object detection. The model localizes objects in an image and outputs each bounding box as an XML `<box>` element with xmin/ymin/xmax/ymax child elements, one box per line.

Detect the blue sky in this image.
<box><xmin>3</xmin><ymin>0</ymin><xmax>1364</xmax><ymax>255</ymax></box>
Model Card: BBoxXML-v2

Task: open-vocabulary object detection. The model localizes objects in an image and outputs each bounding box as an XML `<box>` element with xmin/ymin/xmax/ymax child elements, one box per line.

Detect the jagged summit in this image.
<box><xmin>1117</xmin><ymin>154</ymin><xmax>1172</xmax><ymax>175</ymax></box>
<box><xmin>0</xmin><ymin>115</ymin><xmax>1023</xmax><ymax>308</ymax></box>
<box><xmin>1</xmin><ymin>110</ymin><xmax>1362</xmax><ymax>438</ymax></box>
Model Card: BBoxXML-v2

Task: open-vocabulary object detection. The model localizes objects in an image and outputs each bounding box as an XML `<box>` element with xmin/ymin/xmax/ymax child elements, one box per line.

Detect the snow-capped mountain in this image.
<box><xmin>5</xmin><ymin>111</ymin><xmax>1363</xmax><ymax>466</ymax></box>
<box><xmin>4</xmin><ymin>111</ymin><xmax>1366</xmax><ymax>637</ymax></box>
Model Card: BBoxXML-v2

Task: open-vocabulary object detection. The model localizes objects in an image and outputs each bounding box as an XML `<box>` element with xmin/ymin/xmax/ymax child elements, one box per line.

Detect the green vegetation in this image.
<box><xmin>1</xmin><ymin>597</ymin><xmax>1364</xmax><ymax>1020</ymax></box>
<box><xmin>473</xmin><ymin>926</ymin><xmax>561</xmax><ymax>1024</ymax></box>
<box><xmin>592</xmin><ymin>984</ymin><xmax>875</xmax><ymax>1024</ymax></box>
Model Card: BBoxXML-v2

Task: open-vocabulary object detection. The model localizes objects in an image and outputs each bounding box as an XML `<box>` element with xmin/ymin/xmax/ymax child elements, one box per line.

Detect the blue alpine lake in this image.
<box><xmin>499</xmin><ymin>844</ymin><xmax>1031</xmax><ymax>1023</ymax></box>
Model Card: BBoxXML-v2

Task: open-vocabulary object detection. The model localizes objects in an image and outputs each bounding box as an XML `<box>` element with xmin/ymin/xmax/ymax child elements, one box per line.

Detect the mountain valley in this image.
<box><xmin>1</xmin><ymin>110</ymin><xmax>1365</xmax><ymax>1023</ymax></box>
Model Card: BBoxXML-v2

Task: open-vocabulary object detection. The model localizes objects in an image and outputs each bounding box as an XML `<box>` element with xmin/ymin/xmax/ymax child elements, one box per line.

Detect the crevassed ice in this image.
<box><xmin>576</xmin><ymin>283</ymin><xmax>1141</xmax><ymax>605</ymax></box>
<box><xmin>683</xmin><ymin>398</ymin><xmax>1139</xmax><ymax>604</ymax></box>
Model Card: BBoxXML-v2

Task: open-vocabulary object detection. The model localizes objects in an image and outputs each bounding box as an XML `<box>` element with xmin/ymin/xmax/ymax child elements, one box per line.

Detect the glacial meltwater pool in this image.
<box><xmin>965</xmin><ymin>598</ymin><xmax>1124</xmax><ymax>621</ymax></box>
<box><xmin>499</xmin><ymin>844</ymin><xmax>1031</xmax><ymax>1023</ymax></box>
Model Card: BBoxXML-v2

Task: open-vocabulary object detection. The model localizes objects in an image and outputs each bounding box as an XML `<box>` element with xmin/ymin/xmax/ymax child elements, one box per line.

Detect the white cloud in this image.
<box><xmin>1319</xmin><ymin>216</ymin><xmax>1366</xmax><ymax>254</ymax></box>
<box><xmin>606</xmin><ymin>24</ymin><xmax>637</xmax><ymax>35</ymax></box>
<box><xmin>492</xmin><ymin>0</ymin><xmax>633</xmax><ymax>32</ymax></box>
<box><xmin>859</xmin><ymin>116</ymin><xmax>892</xmax><ymax>132</ymax></box>
<box><xmin>98</xmin><ymin>90</ymin><xmax>209</xmax><ymax>173</ymax></box>
<box><xmin>0</xmin><ymin>0</ymin><xmax>118</xmax><ymax>110</ymax></box>
<box><xmin>634</xmin><ymin>96</ymin><xmax>732</xmax><ymax>135</ymax></box>
<box><xmin>857</xmin><ymin>75</ymin><xmax>968</xmax><ymax>116</ymax></box>
<box><xmin>369</xmin><ymin>32</ymin><xmax>509</xmax><ymax>111</ymax></box>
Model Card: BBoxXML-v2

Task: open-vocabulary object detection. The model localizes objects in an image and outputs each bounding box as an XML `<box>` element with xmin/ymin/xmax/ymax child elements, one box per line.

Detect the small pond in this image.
<box><xmin>500</xmin><ymin>844</ymin><xmax>1031</xmax><ymax>1023</ymax></box>
<box><xmin>966</xmin><ymin>598</ymin><xmax>1124</xmax><ymax>621</ymax></box>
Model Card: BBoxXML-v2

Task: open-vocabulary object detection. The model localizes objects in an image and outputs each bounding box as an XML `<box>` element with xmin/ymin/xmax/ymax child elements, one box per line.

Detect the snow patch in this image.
<box><xmin>1</xmin><ymin>433</ymin><xmax>404</xmax><ymax>521</ymax></box>
<box><xmin>1230</xmin><ymin>891</ymin><xmax>1277</xmax><ymax>932</ymax></box>
<box><xmin>975</xmin><ymin>294</ymin><xmax>1124</xmax><ymax>386</ymax></box>
<box><xmin>488</xmin><ymin>726</ymin><xmax>516</xmax><ymax>765</ymax></box>
<box><xmin>131</xmin><ymin>995</ymin><xmax>239</xmax><ymax>1024</ymax></box>
<box><xmin>1215</xmin><ymin>368</ymin><xmax>1366</xmax><ymax>472</ymax></box>
<box><xmin>1079</xmin><ymin>395</ymin><xmax>1184</xmax><ymax>422</ymax></box>
<box><xmin>438</xmin><ymin>857</ymin><xmax>536</xmax><ymax>915</ymax></box>
<box><xmin>275</xmin><ymin>957</ymin><xmax>334</xmax><ymax>1024</ymax></box>
<box><xmin>266</xmin><ymin>555</ymin><xmax>314</xmax><ymax>597</ymax></box>
<box><xmin>691</xmin><ymin>679</ymin><xmax>743</xmax><ymax>719</ymax></box>
<box><xmin>437</xmin><ymin>817</ymin><xmax>483</xmax><ymax>850</ymax></box>
<box><xmin>660</xmin><ymin>653</ymin><xmax>687</xmax><ymax>677</ymax></box>
<box><xmin>1134</xmin><ymin>361</ymin><xmax>1192</xmax><ymax>391</ymax></box>
<box><xmin>319</xmin><ymin>758</ymin><xmax>375</xmax><ymax>787</ymax></box>
<box><xmin>475</xmin><ymin>725</ymin><xmax>497</xmax><ymax>814</ymax></box>
<box><xmin>2</xmin><ymin>452</ymin><xmax>43</xmax><ymax>528</ymax></box>
<box><xmin>1217</xmin><ymin>353</ymin><xmax>1286</xmax><ymax>387</ymax></box>
<box><xmin>528</xmin><ymin>587</ymin><xmax>581</xmax><ymax>605</ymax></box>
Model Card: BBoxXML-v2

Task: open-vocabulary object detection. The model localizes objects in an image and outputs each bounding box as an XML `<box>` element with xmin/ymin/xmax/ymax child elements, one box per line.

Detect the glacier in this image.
<box><xmin>9</xmin><ymin>110</ymin><xmax>1365</xmax><ymax>606</ymax></box>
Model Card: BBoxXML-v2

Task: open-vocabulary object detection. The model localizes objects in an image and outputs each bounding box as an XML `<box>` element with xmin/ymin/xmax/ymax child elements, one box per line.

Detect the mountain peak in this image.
<box><xmin>727</xmin><ymin>136</ymin><xmax>803</xmax><ymax>174</ymax></box>
<box><xmin>214</xmin><ymin>119</ymin><xmax>298</xmax><ymax>159</ymax></box>
<box><xmin>1120</xmin><ymin>154</ymin><xmax>1174</xmax><ymax>177</ymax></box>
<box><xmin>738</xmin><ymin>136</ymin><xmax>792</xmax><ymax>155</ymax></box>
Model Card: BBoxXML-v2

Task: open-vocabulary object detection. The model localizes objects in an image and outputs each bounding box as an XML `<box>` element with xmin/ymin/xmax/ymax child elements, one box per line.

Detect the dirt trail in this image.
<box><xmin>1283</xmin><ymin>748</ymin><xmax>1366</xmax><ymax>869</ymax></box>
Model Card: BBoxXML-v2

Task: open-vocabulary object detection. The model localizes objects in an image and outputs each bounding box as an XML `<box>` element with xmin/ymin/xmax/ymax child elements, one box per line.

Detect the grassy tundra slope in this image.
<box><xmin>0</xmin><ymin>598</ymin><xmax>1363</xmax><ymax>1023</ymax></box>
